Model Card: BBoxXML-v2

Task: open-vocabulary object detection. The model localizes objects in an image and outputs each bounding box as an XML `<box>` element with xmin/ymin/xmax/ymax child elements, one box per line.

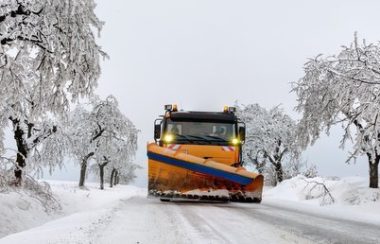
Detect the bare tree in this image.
<box><xmin>293</xmin><ymin>33</ymin><xmax>380</xmax><ymax>188</ymax></box>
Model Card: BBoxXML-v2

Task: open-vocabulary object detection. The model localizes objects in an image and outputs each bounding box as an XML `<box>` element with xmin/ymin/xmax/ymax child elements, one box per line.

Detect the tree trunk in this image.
<box><xmin>114</xmin><ymin>170</ymin><xmax>119</xmax><ymax>185</ymax></box>
<box><xmin>110</xmin><ymin>168</ymin><xmax>116</xmax><ymax>188</ymax></box>
<box><xmin>266</xmin><ymin>149</ymin><xmax>285</xmax><ymax>186</ymax></box>
<box><xmin>79</xmin><ymin>159</ymin><xmax>87</xmax><ymax>187</ymax></box>
<box><xmin>79</xmin><ymin>152</ymin><xmax>94</xmax><ymax>187</ymax></box>
<box><xmin>10</xmin><ymin>117</ymin><xmax>56</xmax><ymax>186</ymax></box>
<box><xmin>275</xmin><ymin>163</ymin><xmax>283</xmax><ymax>184</ymax></box>
<box><xmin>12</xmin><ymin>119</ymin><xmax>28</xmax><ymax>186</ymax></box>
<box><xmin>99</xmin><ymin>156</ymin><xmax>109</xmax><ymax>190</ymax></box>
<box><xmin>99</xmin><ymin>164</ymin><xmax>106</xmax><ymax>190</ymax></box>
<box><xmin>368</xmin><ymin>154</ymin><xmax>379</xmax><ymax>188</ymax></box>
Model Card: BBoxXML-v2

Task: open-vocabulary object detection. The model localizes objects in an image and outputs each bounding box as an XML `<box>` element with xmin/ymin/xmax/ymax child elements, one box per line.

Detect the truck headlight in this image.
<box><xmin>231</xmin><ymin>138</ymin><xmax>240</xmax><ymax>145</ymax></box>
<box><xmin>163</xmin><ymin>134</ymin><xmax>174</xmax><ymax>143</ymax></box>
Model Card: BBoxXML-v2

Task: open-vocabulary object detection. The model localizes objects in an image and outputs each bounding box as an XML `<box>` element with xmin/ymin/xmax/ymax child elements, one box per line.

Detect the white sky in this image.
<box><xmin>42</xmin><ymin>0</ymin><xmax>380</xmax><ymax>185</ymax></box>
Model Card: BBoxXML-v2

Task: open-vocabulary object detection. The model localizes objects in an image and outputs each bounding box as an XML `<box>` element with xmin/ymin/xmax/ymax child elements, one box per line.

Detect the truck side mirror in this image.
<box><xmin>154</xmin><ymin>124</ymin><xmax>161</xmax><ymax>140</ymax></box>
<box><xmin>239</xmin><ymin>126</ymin><xmax>246</xmax><ymax>141</ymax></box>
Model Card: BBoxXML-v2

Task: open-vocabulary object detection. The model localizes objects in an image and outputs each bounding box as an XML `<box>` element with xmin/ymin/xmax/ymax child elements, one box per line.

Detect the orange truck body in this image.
<box><xmin>147</xmin><ymin>105</ymin><xmax>263</xmax><ymax>202</ymax></box>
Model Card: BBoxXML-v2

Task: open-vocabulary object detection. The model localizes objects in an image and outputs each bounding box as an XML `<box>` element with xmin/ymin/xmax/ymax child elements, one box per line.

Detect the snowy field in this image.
<box><xmin>0</xmin><ymin>177</ymin><xmax>379</xmax><ymax>244</ymax></box>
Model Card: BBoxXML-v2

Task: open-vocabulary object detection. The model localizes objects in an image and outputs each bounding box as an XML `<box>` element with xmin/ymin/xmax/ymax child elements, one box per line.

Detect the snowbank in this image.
<box><xmin>0</xmin><ymin>190</ymin><xmax>54</xmax><ymax>238</ymax></box>
<box><xmin>0</xmin><ymin>180</ymin><xmax>145</xmax><ymax>239</ymax></box>
<box><xmin>49</xmin><ymin>181</ymin><xmax>145</xmax><ymax>215</ymax></box>
<box><xmin>264</xmin><ymin>175</ymin><xmax>380</xmax><ymax>224</ymax></box>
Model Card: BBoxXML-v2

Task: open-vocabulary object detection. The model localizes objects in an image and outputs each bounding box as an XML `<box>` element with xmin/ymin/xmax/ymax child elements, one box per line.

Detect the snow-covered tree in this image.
<box><xmin>31</xmin><ymin>122</ymin><xmax>71</xmax><ymax>177</ymax></box>
<box><xmin>91</xmin><ymin>155</ymin><xmax>139</xmax><ymax>189</ymax></box>
<box><xmin>284</xmin><ymin>159</ymin><xmax>318</xmax><ymax>179</ymax></box>
<box><xmin>106</xmin><ymin>156</ymin><xmax>139</xmax><ymax>188</ymax></box>
<box><xmin>67</xmin><ymin>105</ymin><xmax>93</xmax><ymax>187</ymax></box>
<box><xmin>111</xmin><ymin>162</ymin><xmax>140</xmax><ymax>186</ymax></box>
<box><xmin>0</xmin><ymin>0</ymin><xmax>106</xmax><ymax>184</ymax></box>
<box><xmin>236</xmin><ymin>103</ymin><xmax>301</xmax><ymax>185</ymax></box>
<box><xmin>93</xmin><ymin>136</ymin><xmax>136</xmax><ymax>190</ymax></box>
<box><xmin>68</xmin><ymin>96</ymin><xmax>138</xmax><ymax>189</ymax></box>
<box><xmin>292</xmin><ymin>33</ymin><xmax>380</xmax><ymax>188</ymax></box>
<box><xmin>0</xmin><ymin>110</ymin><xmax>7</xmax><ymax>155</ymax></box>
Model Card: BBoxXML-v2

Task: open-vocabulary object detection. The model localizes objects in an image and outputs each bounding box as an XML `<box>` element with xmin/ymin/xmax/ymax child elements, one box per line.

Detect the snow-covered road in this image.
<box><xmin>97</xmin><ymin>197</ymin><xmax>379</xmax><ymax>244</ymax></box>
<box><xmin>253</xmin><ymin>202</ymin><xmax>380</xmax><ymax>244</ymax></box>
<box><xmin>95</xmin><ymin>197</ymin><xmax>310</xmax><ymax>244</ymax></box>
<box><xmin>1</xmin><ymin>194</ymin><xmax>378</xmax><ymax>244</ymax></box>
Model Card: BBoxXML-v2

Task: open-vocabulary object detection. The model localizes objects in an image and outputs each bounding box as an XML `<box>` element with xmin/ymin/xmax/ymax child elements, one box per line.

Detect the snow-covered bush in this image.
<box><xmin>0</xmin><ymin>151</ymin><xmax>17</xmax><ymax>189</ymax></box>
<box><xmin>265</xmin><ymin>175</ymin><xmax>335</xmax><ymax>206</ymax></box>
<box><xmin>22</xmin><ymin>176</ymin><xmax>60</xmax><ymax>212</ymax></box>
<box><xmin>0</xmin><ymin>153</ymin><xmax>60</xmax><ymax>209</ymax></box>
<box><xmin>0</xmin><ymin>170</ymin><xmax>60</xmax><ymax>212</ymax></box>
<box><xmin>302</xmin><ymin>178</ymin><xmax>335</xmax><ymax>206</ymax></box>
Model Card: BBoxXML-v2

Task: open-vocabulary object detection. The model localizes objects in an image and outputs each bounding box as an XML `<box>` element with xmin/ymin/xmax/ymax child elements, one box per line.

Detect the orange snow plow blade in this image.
<box><xmin>147</xmin><ymin>143</ymin><xmax>263</xmax><ymax>203</ymax></box>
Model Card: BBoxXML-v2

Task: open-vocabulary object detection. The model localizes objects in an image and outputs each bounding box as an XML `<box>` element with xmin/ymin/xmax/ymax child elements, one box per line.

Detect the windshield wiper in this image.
<box><xmin>173</xmin><ymin>134</ymin><xmax>195</xmax><ymax>143</ymax></box>
<box><xmin>173</xmin><ymin>134</ymin><xmax>227</xmax><ymax>145</ymax></box>
<box><xmin>204</xmin><ymin>135</ymin><xmax>227</xmax><ymax>141</ymax></box>
<box><xmin>181</xmin><ymin>135</ymin><xmax>211</xmax><ymax>144</ymax></box>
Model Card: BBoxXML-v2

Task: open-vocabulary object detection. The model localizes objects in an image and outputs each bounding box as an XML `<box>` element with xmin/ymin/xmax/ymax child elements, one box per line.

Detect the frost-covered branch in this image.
<box><xmin>0</xmin><ymin>0</ymin><xmax>106</xmax><ymax>183</ymax></box>
<box><xmin>68</xmin><ymin>96</ymin><xmax>138</xmax><ymax>188</ymax></box>
<box><xmin>236</xmin><ymin>103</ymin><xmax>301</xmax><ymax>185</ymax></box>
<box><xmin>293</xmin><ymin>33</ymin><xmax>380</xmax><ymax>188</ymax></box>
<box><xmin>302</xmin><ymin>179</ymin><xmax>335</xmax><ymax>206</ymax></box>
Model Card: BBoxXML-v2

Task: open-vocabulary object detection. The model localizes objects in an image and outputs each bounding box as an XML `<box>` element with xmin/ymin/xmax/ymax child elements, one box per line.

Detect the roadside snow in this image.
<box><xmin>0</xmin><ymin>181</ymin><xmax>145</xmax><ymax>239</ymax></box>
<box><xmin>264</xmin><ymin>175</ymin><xmax>380</xmax><ymax>225</ymax></box>
<box><xmin>1</xmin><ymin>177</ymin><xmax>380</xmax><ymax>244</ymax></box>
<box><xmin>49</xmin><ymin>181</ymin><xmax>145</xmax><ymax>215</ymax></box>
<box><xmin>0</xmin><ymin>193</ymin><xmax>312</xmax><ymax>244</ymax></box>
<box><xmin>0</xmin><ymin>190</ymin><xmax>53</xmax><ymax>238</ymax></box>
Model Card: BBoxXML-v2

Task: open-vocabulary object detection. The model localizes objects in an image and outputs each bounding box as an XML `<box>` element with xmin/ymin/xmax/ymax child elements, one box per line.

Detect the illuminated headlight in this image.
<box><xmin>231</xmin><ymin>138</ymin><xmax>240</xmax><ymax>145</ymax></box>
<box><xmin>163</xmin><ymin>134</ymin><xmax>174</xmax><ymax>143</ymax></box>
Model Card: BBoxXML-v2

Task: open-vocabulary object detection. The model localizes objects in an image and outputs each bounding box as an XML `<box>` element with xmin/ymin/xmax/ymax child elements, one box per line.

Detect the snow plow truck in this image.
<box><xmin>147</xmin><ymin>105</ymin><xmax>263</xmax><ymax>203</ymax></box>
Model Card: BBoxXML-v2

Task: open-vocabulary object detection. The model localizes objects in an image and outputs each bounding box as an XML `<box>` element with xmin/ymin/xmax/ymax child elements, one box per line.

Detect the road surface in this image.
<box><xmin>96</xmin><ymin>197</ymin><xmax>380</xmax><ymax>244</ymax></box>
<box><xmin>1</xmin><ymin>196</ymin><xmax>379</xmax><ymax>244</ymax></box>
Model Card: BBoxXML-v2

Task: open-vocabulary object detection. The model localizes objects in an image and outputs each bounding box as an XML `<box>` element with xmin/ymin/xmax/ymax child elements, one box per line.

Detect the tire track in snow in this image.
<box><xmin>218</xmin><ymin>203</ymin><xmax>380</xmax><ymax>244</ymax></box>
<box><xmin>94</xmin><ymin>196</ymin><xmax>194</xmax><ymax>244</ymax></box>
<box><xmin>173</xmin><ymin>202</ymin><xmax>310</xmax><ymax>244</ymax></box>
<box><xmin>174</xmin><ymin>203</ymin><xmax>231</xmax><ymax>243</ymax></box>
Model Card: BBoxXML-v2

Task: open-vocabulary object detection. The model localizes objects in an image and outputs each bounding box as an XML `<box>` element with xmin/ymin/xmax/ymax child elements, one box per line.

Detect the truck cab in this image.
<box><xmin>154</xmin><ymin>105</ymin><xmax>246</xmax><ymax>167</ymax></box>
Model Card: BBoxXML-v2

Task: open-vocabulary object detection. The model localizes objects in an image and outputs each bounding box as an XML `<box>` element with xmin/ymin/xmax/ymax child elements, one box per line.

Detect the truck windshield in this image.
<box><xmin>166</xmin><ymin>121</ymin><xmax>236</xmax><ymax>143</ymax></box>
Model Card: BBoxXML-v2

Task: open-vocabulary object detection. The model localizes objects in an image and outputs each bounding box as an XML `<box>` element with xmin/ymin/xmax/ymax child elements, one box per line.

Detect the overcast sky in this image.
<box><xmin>42</xmin><ymin>0</ymin><xmax>380</xmax><ymax>185</ymax></box>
